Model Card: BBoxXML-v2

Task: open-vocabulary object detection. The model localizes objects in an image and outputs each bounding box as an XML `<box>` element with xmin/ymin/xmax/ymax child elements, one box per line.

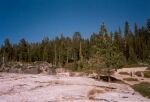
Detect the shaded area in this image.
<box><xmin>132</xmin><ymin>82</ymin><xmax>150</xmax><ymax>98</ymax></box>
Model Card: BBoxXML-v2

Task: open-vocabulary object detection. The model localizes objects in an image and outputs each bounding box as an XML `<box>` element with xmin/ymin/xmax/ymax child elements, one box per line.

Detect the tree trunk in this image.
<box><xmin>54</xmin><ymin>44</ymin><xmax>57</xmax><ymax>66</ymax></box>
<box><xmin>79</xmin><ymin>41</ymin><xmax>83</xmax><ymax>62</ymax></box>
<box><xmin>66</xmin><ymin>47</ymin><xmax>69</xmax><ymax>64</ymax></box>
<box><xmin>108</xmin><ymin>75</ymin><xmax>111</xmax><ymax>82</ymax></box>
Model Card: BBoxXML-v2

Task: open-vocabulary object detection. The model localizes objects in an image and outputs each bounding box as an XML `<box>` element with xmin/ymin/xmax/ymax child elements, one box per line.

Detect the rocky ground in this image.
<box><xmin>0</xmin><ymin>72</ymin><xmax>150</xmax><ymax>102</ymax></box>
<box><xmin>113</xmin><ymin>67</ymin><xmax>150</xmax><ymax>85</ymax></box>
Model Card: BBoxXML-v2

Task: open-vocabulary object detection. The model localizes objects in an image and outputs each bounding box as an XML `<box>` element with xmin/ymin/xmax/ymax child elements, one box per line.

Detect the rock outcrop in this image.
<box><xmin>0</xmin><ymin>73</ymin><xmax>149</xmax><ymax>102</ymax></box>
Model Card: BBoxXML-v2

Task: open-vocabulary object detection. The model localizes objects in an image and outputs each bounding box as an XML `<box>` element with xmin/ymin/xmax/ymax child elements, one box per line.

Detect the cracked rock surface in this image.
<box><xmin>0</xmin><ymin>73</ymin><xmax>149</xmax><ymax>102</ymax></box>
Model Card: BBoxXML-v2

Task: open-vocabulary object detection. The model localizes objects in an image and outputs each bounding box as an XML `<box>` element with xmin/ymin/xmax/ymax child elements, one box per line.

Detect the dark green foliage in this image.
<box><xmin>132</xmin><ymin>82</ymin><xmax>150</xmax><ymax>98</ymax></box>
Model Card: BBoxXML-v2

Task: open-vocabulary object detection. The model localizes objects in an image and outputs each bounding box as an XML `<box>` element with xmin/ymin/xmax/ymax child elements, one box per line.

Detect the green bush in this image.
<box><xmin>132</xmin><ymin>82</ymin><xmax>150</xmax><ymax>98</ymax></box>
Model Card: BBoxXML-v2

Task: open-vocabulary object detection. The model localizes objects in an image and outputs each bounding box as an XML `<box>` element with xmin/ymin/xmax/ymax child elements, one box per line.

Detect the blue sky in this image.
<box><xmin>0</xmin><ymin>0</ymin><xmax>150</xmax><ymax>45</ymax></box>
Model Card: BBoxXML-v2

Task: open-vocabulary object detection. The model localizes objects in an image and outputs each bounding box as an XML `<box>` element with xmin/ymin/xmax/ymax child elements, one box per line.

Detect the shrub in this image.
<box><xmin>132</xmin><ymin>82</ymin><xmax>150</xmax><ymax>98</ymax></box>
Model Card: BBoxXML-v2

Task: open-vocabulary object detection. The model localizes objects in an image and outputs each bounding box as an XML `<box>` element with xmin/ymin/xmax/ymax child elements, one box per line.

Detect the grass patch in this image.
<box><xmin>123</xmin><ymin>78</ymin><xmax>138</xmax><ymax>81</ymax></box>
<box><xmin>143</xmin><ymin>71</ymin><xmax>150</xmax><ymax>78</ymax></box>
<box><xmin>132</xmin><ymin>82</ymin><xmax>150</xmax><ymax>98</ymax></box>
<box><xmin>119</xmin><ymin>72</ymin><xmax>130</xmax><ymax>75</ymax></box>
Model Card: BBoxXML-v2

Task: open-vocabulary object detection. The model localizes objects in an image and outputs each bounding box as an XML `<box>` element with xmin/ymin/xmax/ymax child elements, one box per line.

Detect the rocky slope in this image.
<box><xmin>0</xmin><ymin>73</ymin><xmax>149</xmax><ymax>102</ymax></box>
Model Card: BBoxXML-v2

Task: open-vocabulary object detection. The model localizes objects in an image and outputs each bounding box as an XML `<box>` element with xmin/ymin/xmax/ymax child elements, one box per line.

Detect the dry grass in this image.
<box><xmin>87</xmin><ymin>88</ymin><xmax>104</xmax><ymax>100</ymax></box>
<box><xmin>52</xmin><ymin>80</ymin><xmax>64</xmax><ymax>84</ymax></box>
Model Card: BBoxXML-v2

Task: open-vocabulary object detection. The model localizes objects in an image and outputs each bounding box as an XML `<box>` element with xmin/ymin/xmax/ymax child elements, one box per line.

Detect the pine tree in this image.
<box><xmin>18</xmin><ymin>38</ymin><xmax>28</xmax><ymax>62</ymax></box>
<box><xmin>72</xmin><ymin>32</ymin><xmax>81</xmax><ymax>62</ymax></box>
<box><xmin>124</xmin><ymin>21</ymin><xmax>130</xmax><ymax>61</ymax></box>
<box><xmin>99</xmin><ymin>22</ymin><xmax>107</xmax><ymax>36</ymax></box>
<box><xmin>147</xmin><ymin>19</ymin><xmax>150</xmax><ymax>32</ymax></box>
<box><xmin>2</xmin><ymin>38</ymin><xmax>13</xmax><ymax>61</ymax></box>
<box><xmin>114</xmin><ymin>29</ymin><xmax>122</xmax><ymax>52</ymax></box>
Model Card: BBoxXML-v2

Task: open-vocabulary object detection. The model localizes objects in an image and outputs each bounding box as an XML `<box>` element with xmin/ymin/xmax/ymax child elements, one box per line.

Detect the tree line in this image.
<box><xmin>0</xmin><ymin>19</ymin><xmax>150</xmax><ymax>71</ymax></box>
